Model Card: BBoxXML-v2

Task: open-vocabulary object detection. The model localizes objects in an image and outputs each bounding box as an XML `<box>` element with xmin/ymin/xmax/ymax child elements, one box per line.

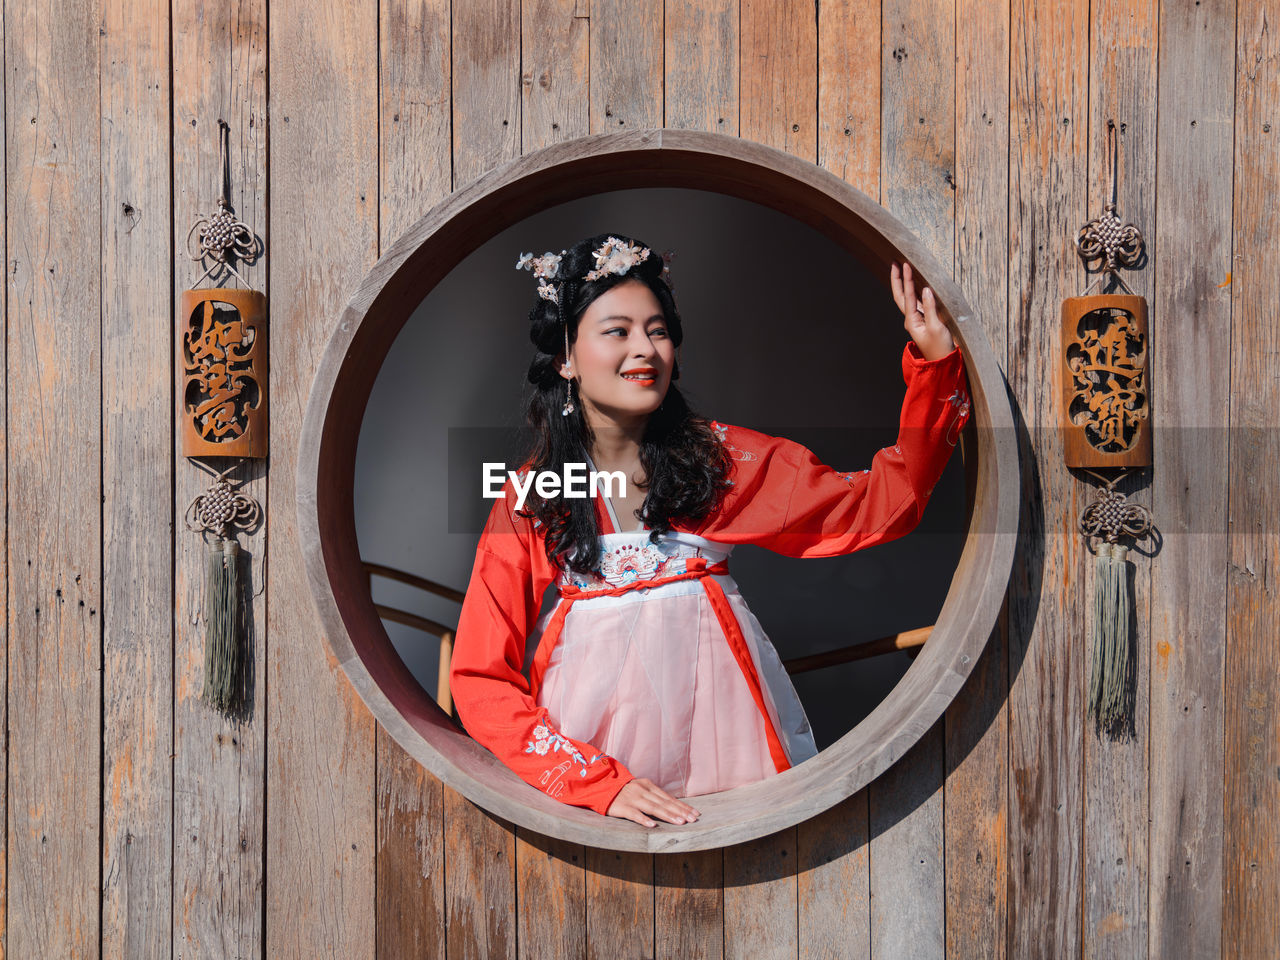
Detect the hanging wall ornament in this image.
<box><xmin>180</xmin><ymin>119</ymin><xmax>267</xmax><ymax>712</ymax></box>
<box><xmin>1063</xmin><ymin>120</ymin><xmax>1153</xmax><ymax>741</ymax></box>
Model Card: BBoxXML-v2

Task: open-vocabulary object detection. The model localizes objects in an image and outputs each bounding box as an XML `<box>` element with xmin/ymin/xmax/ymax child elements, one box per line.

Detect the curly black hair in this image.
<box><xmin>517</xmin><ymin>233</ymin><xmax>732</xmax><ymax>576</ymax></box>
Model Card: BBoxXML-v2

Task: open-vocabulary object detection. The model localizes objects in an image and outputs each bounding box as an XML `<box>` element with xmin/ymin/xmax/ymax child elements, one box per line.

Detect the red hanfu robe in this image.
<box><xmin>449</xmin><ymin>342</ymin><xmax>972</xmax><ymax>816</ymax></box>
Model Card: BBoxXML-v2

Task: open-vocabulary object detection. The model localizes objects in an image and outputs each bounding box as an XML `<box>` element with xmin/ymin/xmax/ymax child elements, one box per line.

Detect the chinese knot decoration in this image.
<box><xmin>180</xmin><ymin>119</ymin><xmax>266</xmax><ymax>713</ymax></box>
<box><xmin>1063</xmin><ymin>120</ymin><xmax>1154</xmax><ymax>743</ymax></box>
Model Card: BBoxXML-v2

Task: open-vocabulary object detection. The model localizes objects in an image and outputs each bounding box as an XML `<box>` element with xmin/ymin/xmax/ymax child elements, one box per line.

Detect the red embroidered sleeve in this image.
<box><xmin>698</xmin><ymin>342</ymin><xmax>971</xmax><ymax>557</ymax></box>
<box><xmin>448</xmin><ymin>481</ymin><xmax>635</xmax><ymax>816</ymax></box>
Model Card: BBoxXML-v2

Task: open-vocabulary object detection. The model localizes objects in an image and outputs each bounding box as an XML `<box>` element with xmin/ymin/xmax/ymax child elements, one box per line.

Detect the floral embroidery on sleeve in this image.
<box><xmin>835</xmin><ymin>469</ymin><xmax>872</xmax><ymax>486</ymax></box>
<box><xmin>710</xmin><ymin>420</ymin><xmax>758</xmax><ymax>464</ymax></box>
<box><xmin>525</xmin><ymin>721</ymin><xmax>602</xmax><ymax>779</ymax></box>
<box><xmin>942</xmin><ymin>388</ymin><xmax>972</xmax><ymax>446</ymax></box>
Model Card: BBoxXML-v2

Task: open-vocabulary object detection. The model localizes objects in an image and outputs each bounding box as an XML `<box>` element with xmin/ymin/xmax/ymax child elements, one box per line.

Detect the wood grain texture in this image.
<box><xmin>101</xmin><ymin>0</ymin><xmax>173</xmax><ymax>956</ymax></box>
<box><xmin>444</xmin><ymin>790</ymin><xmax>518</xmax><ymax>960</ymax></box>
<box><xmin>741</xmin><ymin>0</ymin><xmax>815</xmax><ymax>158</ymax></box>
<box><xmin>586</xmin><ymin>847</ymin><xmax>654</xmax><ymax>959</ymax></box>
<box><xmin>454</xmin><ymin>0</ymin><xmax>522</xmax><ymax>181</ymax></box>
<box><xmin>0</xmin><ymin>2</ymin><xmax>7</xmax><ymax>951</ymax></box>
<box><xmin>818</xmin><ymin>0</ymin><xmax>880</xmax><ymax>196</ymax></box>
<box><xmin>521</xmin><ymin>0</ymin><xmax>589</xmax><ymax>152</ymax></box>
<box><xmin>264</xmin><ymin>0</ymin><xmax>379</xmax><ymax>955</ymax></box>
<box><xmin>946</xmin><ymin>0</ymin><xmax>1010</xmax><ymax>953</ymax></box>
<box><xmin>723</xmin><ymin>832</ymin><xmax>796</xmax><ymax>960</ymax></box>
<box><xmin>170</xmin><ymin>2</ymin><xmax>269</xmax><ymax>956</ymax></box>
<box><xmin>1225</xmin><ymin>1</ymin><xmax>1280</xmax><ymax>957</ymax></box>
<box><xmin>798</xmin><ymin>792</ymin><xmax>870</xmax><ymax>960</ymax></box>
<box><xmin>871</xmin><ymin>1</ymin><xmax>954</xmax><ymax>955</ymax></box>
<box><xmin>664</xmin><ymin>0</ymin><xmax>737</xmax><ymax>134</ymax></box>
<box><xmin>590</xmin><ymin>0</ymin><xmax>663</xmax><ymax>133</ymax></box>
<box><xmin>1007</xmin><ymin>0</ymin><xmax>1090</xmax><ymax>956</ymax></box>
<box><xmin>1081</xmin><ymin>3</ymin><xmax>1157</xmax><ymax>958</ymax></box>
<box><xmin>1148</xmin><ymin>1</ymin><xmax>1235</xmax><ymax>956</ymax></box>
<box><xmin>5</xmin><ymin>0</ymin><xmax>101</xmax><ymax>955</ymax></box>
<box><xmin>517</xmin><ymin>831</ymin><xmax>587</xmax><ymax>960</ymax></box>
<box><xmin>656</xmin><ymin>851</ymin><xmax>723</xmax><ymax>959</ymax></box>
<box><xmin>375</xmin><ymin>1</ymin><xmax>452</xmax><ymax>955</ymax></box>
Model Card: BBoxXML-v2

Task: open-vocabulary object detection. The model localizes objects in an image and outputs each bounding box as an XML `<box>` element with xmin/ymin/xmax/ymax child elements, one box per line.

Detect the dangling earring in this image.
<box><xmin>561</xmin><ymin>365</ymin><xmax>576</xmax><ymax>416</ymax></box>
<box><xmin>560</xmin><ymin>322</ymin><xmax>575</xmax><ymax>416</ymax></box>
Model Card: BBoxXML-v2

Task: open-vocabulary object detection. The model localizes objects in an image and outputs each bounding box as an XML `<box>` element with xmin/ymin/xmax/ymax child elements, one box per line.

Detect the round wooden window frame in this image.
<box><xmin>297</xmin><ymin>129</ymin><xmax>1019</xmax><ymax>853</ymax></box>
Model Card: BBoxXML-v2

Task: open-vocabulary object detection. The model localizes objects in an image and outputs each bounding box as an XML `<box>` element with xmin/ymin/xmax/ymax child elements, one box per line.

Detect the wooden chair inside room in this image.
<box><xmin>363</xmin><ymin>561</ymin><xmax>466</xmax><ymax>715</ymax></box>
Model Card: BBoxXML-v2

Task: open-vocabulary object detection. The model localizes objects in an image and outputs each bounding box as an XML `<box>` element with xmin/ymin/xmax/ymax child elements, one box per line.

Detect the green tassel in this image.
<box><xmin>1088</xmin><ymin>542</ymin><xmax>1134</xmax><ymax>740</ymax></box>
<box><xmin>202</xmin><ymin>537</ymin><xmax>242</xmax><ymax>711</ymax></box>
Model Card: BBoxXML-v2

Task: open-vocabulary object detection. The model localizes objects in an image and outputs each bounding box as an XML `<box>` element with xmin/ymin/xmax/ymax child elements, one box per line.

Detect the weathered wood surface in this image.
<box><xmin>1147</xmin><ymin>3</ymin><xmax>1235</xmax><ymax>957</ymax></box>
<box><xmin>945</xmin><ymin>0</ymin><xmax>1010</xmax><ymax>952</ymax></box>
<box><xmin>6</xmin><ymin>0</ymin><xmax>101</xmax><ymax>956</ymax></box>
<box><xmin>1006</xmin><ymin>0</ymin><xmax>1090</xmax><ymax>956</ymax></box>
<box><xmin>264</xmin><ymin>0</ymin><xmax>378</xmax><ymax>957</ymax></box>
<box><xmin>375</xmin><ymin>1</ymin><xmax>451</xmax><ymax>956</ymax></box>
<box><xmin>101</xmin><ymin>0</ymin><xmax>173</xmax><ymax>957</ymax></box>
<box><xmin>1081</xmin><ymin>2</ymin><xmax>1156</xmax><ymax>956</ymax></box>
<box><xmin>1226</xmin><ymin>2</ymin><xmax>1280</xmax><ymax>958</ymax></box>
<box><xmin>5</xmin><ymin>0</ymin><xmax>1280</xmax><ymax>957</ymax></box>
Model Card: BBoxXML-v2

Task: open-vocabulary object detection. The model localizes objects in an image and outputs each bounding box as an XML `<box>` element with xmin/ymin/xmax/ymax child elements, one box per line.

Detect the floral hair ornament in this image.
<box><xmin>515</xmin><ymin>249</ymin><xmax>566</xmax><ymax>304</ymax></box>
<box><xmin>584</xmin><ymin>236</ymin><xmax>651</xmax><ymax>281</ymax></box>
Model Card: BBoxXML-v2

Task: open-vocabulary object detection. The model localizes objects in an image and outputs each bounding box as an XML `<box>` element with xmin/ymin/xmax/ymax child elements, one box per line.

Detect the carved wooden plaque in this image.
<box><xmin>179</xmin><ymin>288</ymin><xmax>268</xmax><ymax>458</ymax></box>
<box><xmin>1061</xmin><ymin>293</ymin><xmax>1151</xmax><ymax>468</ymax></box>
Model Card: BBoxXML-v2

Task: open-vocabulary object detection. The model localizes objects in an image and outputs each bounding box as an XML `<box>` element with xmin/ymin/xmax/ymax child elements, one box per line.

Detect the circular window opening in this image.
<box><xmin>298</xmin><ymin>130</ymin><xmax>1018</xmax><ymax>853</ymax></box>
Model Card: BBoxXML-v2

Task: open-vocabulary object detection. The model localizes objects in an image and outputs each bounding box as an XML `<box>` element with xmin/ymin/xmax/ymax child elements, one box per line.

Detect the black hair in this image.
<box><xmin>517</xmin><ymin>233</ymin><xmax>732</xmax><ymax>576</ymax></box>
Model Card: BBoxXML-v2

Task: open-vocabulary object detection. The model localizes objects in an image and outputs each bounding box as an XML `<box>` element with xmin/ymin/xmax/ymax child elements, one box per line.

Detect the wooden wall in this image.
<box><xmin>5</xmin><ymin>0</ymin><xmax>1277</xmax><ymax>956</ymax></box>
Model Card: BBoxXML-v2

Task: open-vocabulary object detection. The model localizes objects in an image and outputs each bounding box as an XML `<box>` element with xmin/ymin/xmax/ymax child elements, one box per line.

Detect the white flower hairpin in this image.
<box><xmin>516</xmin><ymin>237</ymin><xmax>670</xmax><ymax>304</ymax></box>
<box><xmin>516</xmin><ymin>250</ymin><xmax>566</xmax><ymax>303</ymax></box>
<box><xmin>584</xmin><ymin>236</ymin><xmax>651</xmax><ymax>281</ymax></box>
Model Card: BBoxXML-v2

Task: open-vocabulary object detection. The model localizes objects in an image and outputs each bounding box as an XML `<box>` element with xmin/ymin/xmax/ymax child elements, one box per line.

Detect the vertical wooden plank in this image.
<box><xmin>0</xmin><ymin>3</ymin><xmax>8</xmax><ymax>952</ymax></box>
<box><xmin>740</xmin><ymin>0</ymin><xmax>815</xmax><ymax>159</ymax></box>
<box><xmin>517</xmin><ymin>831</ymin><xmax>587</xmax><ymax>960</ymax></box>
<box><xmin>869</xmin><ymin>2</ymin><xmax>954</xmax><ymax>957</ymax></box>
<box><xmin>586</xmin><ymin>847</ymin><xmax>654</xmax><ymax>959</ymax></box>
<box><xmin>802</xmin><ymin>5</ymin><xmax>880</xmax><ymax>955</ymax></box>
<box><xmin>446</xmin><ymin>5</ymin><xmax>522</xmax><ymax>957</ymax></box>
<box><xmin>171</xmin><ymin>0</ymin><xmax>269</xmax><ymax>955</ymax></box>
<box><xmin>1007</xmin><ymin>0</ymin><xmax>1090</xmax><ymax>955</ymax></box>
<box><xmin>798</xmin><ymin>793</ymin><xmax>870</xmax><ymax>960</ymax></box>
<box><xmin>100</xmin><ymin>0</ymin><xmax>172</xmax><ymax>956</ymax></box>
<box><xmin>265</xmin><ymin>0</ymin><xmax>379</xmax><ymax>956</ymax></box>
<box><xmin>728</xmin><ymin>4</ymin><xmax>812</xmax><ymax>955</ymax></box>
<box><xmin>870</xmin><ymin>735</ymin><xmax>945</xmax><ymax>959</ymax></box>
<box><xmin>1147</xmin><ymin>1</ymin><xmax>1234</xmax><ymax>956</ymax></box>
<box><xmin>656</xmin><ymin>851</ymin><xmax>723</xmax><ymax>960</ymax></box>
<box><xmin>375</xmin><ymin>0</ymin><xmax>452</xmax><ymax>956</ymax></box>
<box><xmin>1080</xmin><ymin>3</ymin><xmax>1157</xmax><ymax>958</ymax></box>
<box><xmin>945</xmin><ymin>0</ymin><xmax>1010</xmax><ymax>954</ymax></box>
<box><xmin>454</xmin><ymin>0</ymin><xmax>521</xmax><ymax>179</ymax></box>
<box><xmin>723</xmin><ymin>833</ymin><xmax>796</xmax><ymax>960</ymax></box>
<box><xmin>818</xmin><ymin>0</ymin><xmax>880</xmax><ymax>198</ymax></box>
<box><xmin>1225</xmin><ymin>1</ymin><xmax>1280</xmax><ymax>957</ymax></box>
<box><xmin>444</xmin><ymin>792</ymin><xmax>517</xmax><ymax>960</ymax></box>
<box><xmin>665</xmin><ymin>0</ymin><xmax>736</xmax><ymax>134</ymax></box>
<box><xmin>590</xmin><ymin>0</ymin><xmax>662</xmax><ymax>133</ymax></box>
<box><xmin>5</xmin><ymin>0</ymin><xmax>101</xmax><ymax>954</ymax></box>
<box><xmin>521</xmin><ymin>0</ymin><xmax>589</xmax><ymax>151</ymax></box>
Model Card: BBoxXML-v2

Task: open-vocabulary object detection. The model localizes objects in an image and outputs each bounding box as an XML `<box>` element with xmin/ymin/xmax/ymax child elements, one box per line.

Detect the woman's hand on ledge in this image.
<box><xmin>891</xmin><ymin>261</ymin><xmax>957</xmax><ymax>362</ymax></box>
<box><xmin>607</xmin><ymin>777</ymin><xmax>701</xmax><ymax>828</ymax></box>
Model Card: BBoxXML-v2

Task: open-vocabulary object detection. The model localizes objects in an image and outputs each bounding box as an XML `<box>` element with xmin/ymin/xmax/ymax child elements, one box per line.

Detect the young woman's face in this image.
<box><xmin>563</xmin><ymin>278</ymin><xmax>676</xmax><ymax>430</ymax></box>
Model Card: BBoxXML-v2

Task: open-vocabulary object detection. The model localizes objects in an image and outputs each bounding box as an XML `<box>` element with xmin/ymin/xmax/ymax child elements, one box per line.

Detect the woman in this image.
<box><xmin>450</xmin><ymin>233</ymin><xmax>971</xmax><ymax>828</ymax></box>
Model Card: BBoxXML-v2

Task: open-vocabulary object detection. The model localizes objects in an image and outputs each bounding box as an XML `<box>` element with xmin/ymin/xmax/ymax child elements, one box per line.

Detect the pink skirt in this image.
<box><xmin>531</xmin><ymin>531</ymin><xmax>817</xmax><ymax>799</ymax></box>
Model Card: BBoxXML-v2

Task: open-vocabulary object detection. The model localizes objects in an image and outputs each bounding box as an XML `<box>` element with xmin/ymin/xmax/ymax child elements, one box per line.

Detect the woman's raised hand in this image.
<box><xmin>890</xmin><ymin>261</ymin><xmax>957</xmax><ymax>362</ymax></box>
<box><xmin>607</xmin><ymin>777</ymin><xmax>701</xmax><ymax>828</ymax></box>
